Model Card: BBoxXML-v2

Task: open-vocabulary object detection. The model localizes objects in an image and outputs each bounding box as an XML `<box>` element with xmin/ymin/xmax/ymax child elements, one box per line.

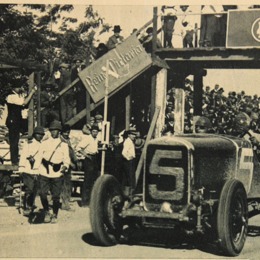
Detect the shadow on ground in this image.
<box><xmin>248</xmin><ymin>225</ymin><xmax>260</xmax><ymax>237</ymax></box>
<box><xmin>82</xmin><ymin>227</ymin><xmax>223</xmax><ymax>256</ymax></box>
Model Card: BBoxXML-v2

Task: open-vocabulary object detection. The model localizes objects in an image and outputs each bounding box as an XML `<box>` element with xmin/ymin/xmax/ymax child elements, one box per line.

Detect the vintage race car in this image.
<box><xmin>89</xmin><ymin>133</ymin><xmax>260</xmax><ymax>256</ymax></box>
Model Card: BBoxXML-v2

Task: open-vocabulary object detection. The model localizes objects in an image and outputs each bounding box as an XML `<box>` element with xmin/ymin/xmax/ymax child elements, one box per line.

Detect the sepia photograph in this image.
<box><xmin>0</xmin><ymin>0</ymin><xmax>260</xmax><ymax>259</ymax></box>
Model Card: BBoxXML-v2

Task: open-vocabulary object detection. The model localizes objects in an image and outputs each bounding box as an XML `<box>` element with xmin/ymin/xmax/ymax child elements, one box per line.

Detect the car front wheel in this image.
<box><xmin>217</xmin><ymin>179</ymin><xmax>248</xmax><ymax>256</ymax></box>
<box><xmin>90</xmin><ymin>175</ymin><xmax>124</xmax><ymax>246</ymax></box>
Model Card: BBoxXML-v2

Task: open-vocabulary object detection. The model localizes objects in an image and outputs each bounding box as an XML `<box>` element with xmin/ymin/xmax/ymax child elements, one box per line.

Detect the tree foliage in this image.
<box><xmin>0</xmin><ymin>4</ymin><xmax>111</xmax><ymax>103</ymax></box>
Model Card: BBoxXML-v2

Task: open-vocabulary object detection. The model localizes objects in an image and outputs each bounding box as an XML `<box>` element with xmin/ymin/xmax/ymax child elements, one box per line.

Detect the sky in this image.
<box><xmin>2</xmin><ymin>0</ymin><xmax>260</xmax><ymax>96</ymax></box>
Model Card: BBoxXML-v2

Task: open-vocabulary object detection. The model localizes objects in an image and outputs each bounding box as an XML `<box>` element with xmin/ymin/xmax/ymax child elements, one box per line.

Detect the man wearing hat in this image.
<box><xmin>5</xmin><ymin>84</ymin><xmax>37</xmax><ymax>165</ymax></box>
<box><xmin>122</xmin><ymin>127</ymin><xmax>137</xmax><ymax>198</ymax></box>
<box><xmin>107</xmin><ymin>25</ymin><xmax>124</xmax><ymax>50</ymax></box>
<box><xmin>96</xmin><ymin>43</ymin><xmax>108</xmax><ymax>59</ymax></box>
<box><xmin>18</xmin><ymin>126</ymin><xmax>45</xmax><ymax>216</ymax></box>
<box><xmin>76</xmin><ymin>125</ymin><xmax>99</xmax><ymax>207</ymax></box>
<box><xmin>33</xmin><ymin>120</ymin><xmax>70</xmax><ymax>223</ymax></box>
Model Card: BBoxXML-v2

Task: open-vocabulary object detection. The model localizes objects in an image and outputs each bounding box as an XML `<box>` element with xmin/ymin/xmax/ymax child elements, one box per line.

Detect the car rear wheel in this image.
<box><xmin>90</xmin><ymin>175</ymin><xmax>124</xmax><ymax>246</ymax></box>
<box><xmin>217</xmin><ymin>179</ymin><xmax>248</xmax><ymax>256</ymax></box>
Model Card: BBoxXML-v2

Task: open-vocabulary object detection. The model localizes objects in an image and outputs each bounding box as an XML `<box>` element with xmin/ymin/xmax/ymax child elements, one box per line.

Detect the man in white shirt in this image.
<box><xmin>33</xmin><ymin>120</ymin><xmax>70</xmax><ymax>223</ymax></box>
<box><xmin>6</xmin><ymin>85</ymin><xmax>36</xmax><ymax>165</ymax></box>
<box><xmin>18</xmin><ymin>126</ymin><xmax>45</xmax><ymax>216</ymax></box>
<box><xmin>76</xmin><ymin>125</ymin><xmax>99</xmax><ymax>207</ymax></box>
<box><xmin>122</xmin><ymin>128</ymin><xmax>137</xmax><ymax>198</ymax></box>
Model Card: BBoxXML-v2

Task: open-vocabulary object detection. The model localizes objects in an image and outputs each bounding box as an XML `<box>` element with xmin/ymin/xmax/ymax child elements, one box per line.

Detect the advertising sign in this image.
<box><xmin>226</xmin><ymin>9</ymin><xmax>260</xmax><ymax>48</ymax></box>
<box><xmin>78</xmin><ymin>35</ymin><xmax>153</xmax><ymax>103</ymax></box>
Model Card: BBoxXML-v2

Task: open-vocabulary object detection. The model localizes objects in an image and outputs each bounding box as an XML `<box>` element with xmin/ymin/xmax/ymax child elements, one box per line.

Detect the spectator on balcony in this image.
<box><xmin>107</xmin><ymin>25</ymin><xmax>124</xmax><ymax>50</ymax></box>
<box><xmin>199</xmin><ymin>5</ymin><xmax>225</xmax><ymax>47</ymax></box>
<box><xmin>142</xmin><ymin>27</ymin><xmax>163</xmax><ymax>53</ymax></box>
<box><xmin>163</xmin><ymin>13</ymin><xmax>177</xmax><ymax>48</ymax></box>
<box><xmin>95</xmin><ymin>43</ymin><xmax>108</xmax><ymax>59</ymax></box>
<box><xmin>179</xmin><ymin>5</ymin><xmax>196</xmax><ymax>48</ymax></box>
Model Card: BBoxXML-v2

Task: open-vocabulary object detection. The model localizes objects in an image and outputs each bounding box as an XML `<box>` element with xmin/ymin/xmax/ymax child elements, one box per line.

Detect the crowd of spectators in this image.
<box><xmin>164</xmin><ymin>79</ymin><xmax>260</xmax><ymax>136</ymax></box>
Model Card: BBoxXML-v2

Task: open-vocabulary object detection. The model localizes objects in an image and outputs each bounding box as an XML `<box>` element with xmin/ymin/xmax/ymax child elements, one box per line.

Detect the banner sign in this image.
<box><xmin>78</xmin><ymin>35</ymin><xmax>153</xmax><ymax>103</ymax></box>
<box><xmin>226</xmin><ymin>9</ymin><xmax>260</xmax><ymax>48</ymax></box>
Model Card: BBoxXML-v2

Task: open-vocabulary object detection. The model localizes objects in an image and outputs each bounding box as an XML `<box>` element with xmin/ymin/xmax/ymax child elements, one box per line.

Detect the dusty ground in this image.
<box><xmin>0</xmin><ymin>194</ymin><xmax>260</xmax><ymax>259</ymax></box>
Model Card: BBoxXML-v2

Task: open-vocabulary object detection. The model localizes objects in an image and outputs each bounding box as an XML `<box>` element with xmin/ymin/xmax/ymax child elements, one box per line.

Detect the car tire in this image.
<box><xmin>217</xmin><ymin>179</ymin><xmax>248</xmax><ymax>256</ymax></box>
<box><xmin>90</xmin><ymin>174</ymin><xmax>124</xmax><ymax>246</ymax></box>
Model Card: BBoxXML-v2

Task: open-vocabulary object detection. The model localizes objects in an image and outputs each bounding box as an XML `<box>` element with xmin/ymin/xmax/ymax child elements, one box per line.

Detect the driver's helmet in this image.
<box><xmin>195</xmin><ymin>116</ymin><xmax>212</xmax><ymax>133</ymax></box>
<box><xmin>234</xmin><ymin>112</ymin><xmax>251</xmax><ymax>132</ymax></box>
<box><xmin>195</xmin><ymin>116</ymin><xmax>212</xmax><ymax>128</ymax></box>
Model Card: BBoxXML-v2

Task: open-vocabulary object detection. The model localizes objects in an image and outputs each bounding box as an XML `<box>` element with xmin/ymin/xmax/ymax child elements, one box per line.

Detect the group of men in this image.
<box><xmin>18</xmin><ymin>121</ymin><xmax>72</xmax><ymax>223</ymax></box>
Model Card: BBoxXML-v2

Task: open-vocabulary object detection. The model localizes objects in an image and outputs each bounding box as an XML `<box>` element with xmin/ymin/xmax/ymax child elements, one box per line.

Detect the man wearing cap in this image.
<box><xmin>76</xmin><ymin>125</ymin><xmax>99</xmax><ymax>206</ymax></box>
<box><xmin>107</xmin><ymin>25</ymin><xmax>124</xmax><ymax>50</ymax></box>
<box><xmin>18</xmin><ymin>126</ymin><xmax>45</xmax><ymax>216</ymax></box>
<box><xmin>82</xmin><ymin>116</ymin><xmax>95</xmax><ymax>135</ymax></box>
<box><xmin>122</xmin><ymin>128</ymin><xmax>137</xmax><ymax>198</ymax></box>
<box><xmin>6</xmin><ymin>84</ymin><xmax>37</xmax><ymax>165</ymax></box>
<box><xmin>33</xmin><ymin>120</ymin><xmax>70</xmax><ymax>223</ymax></box>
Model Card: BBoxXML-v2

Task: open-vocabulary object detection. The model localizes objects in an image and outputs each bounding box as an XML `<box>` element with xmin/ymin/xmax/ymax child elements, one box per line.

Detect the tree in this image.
<box><xmin>0</xmin><ymin>4</ymin><xmax>111</xmax><ymax>103</ymax></box>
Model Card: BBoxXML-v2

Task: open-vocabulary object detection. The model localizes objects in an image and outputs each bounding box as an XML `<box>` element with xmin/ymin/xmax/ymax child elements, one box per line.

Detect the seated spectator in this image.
<box><xmin>96</xmin><ymin>43</ymin><xmax>108</xmax><ymax>59</ymax></box>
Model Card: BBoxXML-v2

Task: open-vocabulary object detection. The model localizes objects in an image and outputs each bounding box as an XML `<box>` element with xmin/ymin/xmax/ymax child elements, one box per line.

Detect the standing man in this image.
<box><xmin>40</xmin><ymin>82</ymin><xmax>59</xmax><ymax>127</ymax></box>
<box><xmin>76</xmin><ymin>125</ymin><xmax>99</xmax><ymax>207</ymax></box>
<box><xmin>71</xmin><ymin>58</ymin><xmax>86</xmax><ymax>128</ymax></box>
<box><xmin>6</xmin><ymin>84</ymin><xmax>37</xmax><ymax>165</ymax></box>
<box><xmin>33</xmin><ymin>120</ymin><xmax>70</xmax><ymax>223</ymax></box>
<box><xmin>107</xmin><ymin>25</ymin><xmax>124</xmax><ymax>50</ymax></box>
<box><xmin>60</xmin><ymin>124</ymin><xmax>78</xmax><ymax>211</ymax></box>
<box><xmin>18</xmin><ymin>126</ymin><xmax>45</xmax><ymax>216</ymax></box>
<box><xmin>122</xmin><ymin>128</ymin><xmax>137</xmax><ymax>198</ymax></box>
<box><xmin>59</xmin><ymin>63</ymin><xmax>74</xmax><ymax>124</ymax></box>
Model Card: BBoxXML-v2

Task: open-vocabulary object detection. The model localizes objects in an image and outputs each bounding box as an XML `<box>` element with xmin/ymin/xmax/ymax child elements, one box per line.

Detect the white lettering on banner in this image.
<box><xmin>84</xmin><ymin>44</ymin><xmax>144</xmax><ymax>93</ymax></box>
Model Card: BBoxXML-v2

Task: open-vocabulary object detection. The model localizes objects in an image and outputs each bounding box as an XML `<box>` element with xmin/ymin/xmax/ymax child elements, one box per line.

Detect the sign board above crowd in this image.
<box><xmin>78</xmin><ymin>35</ymin><xmax>152</xmax><ymax>103</ymax></box>
<box><xmin>226</xmin><ymin>9</ymin><xmax>260</xmax><ymax>48</ymax></box>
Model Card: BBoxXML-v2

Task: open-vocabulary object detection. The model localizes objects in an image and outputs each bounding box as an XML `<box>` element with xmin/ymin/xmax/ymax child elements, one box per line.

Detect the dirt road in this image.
<box><xmin>0</xmin><ymin>196</ymin><xmax>259</xmax><ymax>259</ymax></box>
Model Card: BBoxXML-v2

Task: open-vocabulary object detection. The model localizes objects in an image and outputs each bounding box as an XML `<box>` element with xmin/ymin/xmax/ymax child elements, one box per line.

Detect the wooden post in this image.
<box><xmin>194</xmin><ymin>23</ymin><xmax>198</xmax><ymax>48</ymax></box>
<box><xmin>125</xmin><ymin>91</ymin><xmax>131</xmax><ymax>130</ymax></box>
<box><xmin>101</xmin><ymin>60</ymin><xmax>109</xmax><ymax>176</ymax></box>
<box><xmin>174</xmin><ymin>88</ymin><xmax>185</xmax><ymax>134</ymax></box>
<box><xmin>135</xmin><ymin>106</ymin><xmax>160</xmax><ymax>186</ymax></box>
<box><xmin>36</xmin><ymin>72</ymin><xmax>41</xmax><ymax>126</ymax></box>
<box><xmin>150</xmin><ymin>74</ymin><xmax>156</xmax><ymax>123</ymax></box>
<box><xmin>154</xmin><ymin>68</ymin><xmax>167</xmax><ymax>138</ymax></box>
<box><xmin>193</xmin><ymin>73</ymin><xmax>203</xmax><ymax>116</ymax></box>
<box><xmin>152</xmin><ymin>7</ymin><xmax>158</xmax><ymax>58</ymax></box>
<box><xmin>86</xmin><ymin>91</ymin><xmax>91</xmax><ymax>123</ymax></box>
<box><xmin>27</xmin><ymin>73</ymin><xmax>34</xmax><ymax>137</ymax></box>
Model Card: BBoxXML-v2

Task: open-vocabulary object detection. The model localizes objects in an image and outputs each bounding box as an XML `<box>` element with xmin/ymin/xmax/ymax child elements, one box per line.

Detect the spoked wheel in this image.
<box><xmin>217</xmin><ymin>179</ymin><xmax>248</xmax><ymax>256</ymax></box>
<box><xmin>90</xmin><ymin>175</ymin><xmax>125</xmax><ymax>246</ymax></box>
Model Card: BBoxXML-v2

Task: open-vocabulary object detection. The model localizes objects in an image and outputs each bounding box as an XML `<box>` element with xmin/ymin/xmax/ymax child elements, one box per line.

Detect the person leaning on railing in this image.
<box><xmin>5</xmin><ymin>83</ymin><xmax>37</xmax><ymax>165</ymax></box>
